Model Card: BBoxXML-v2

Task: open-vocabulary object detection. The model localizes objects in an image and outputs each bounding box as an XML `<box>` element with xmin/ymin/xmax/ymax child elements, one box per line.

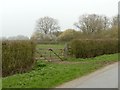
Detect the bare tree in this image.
<box><xmin>35</xmin><ymin>16</ymin><xmax>60</xmax><ymax>35</ymax></box>
<box><xmin>74</xmin><ymin>14</ymin><xmax>110</xmax><ymax>34</ymax></box>
<box><xmin>31</xmin><ymin>30</ymin><xmax>44</xmax><ymax>41</ymax></box>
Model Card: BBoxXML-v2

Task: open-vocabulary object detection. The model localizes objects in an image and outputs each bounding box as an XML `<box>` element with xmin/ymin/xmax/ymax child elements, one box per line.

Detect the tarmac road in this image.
<box><xmin>57</xmin><ymin>62</ymin><xmax>118</xmax><ymax>88</ymax></box>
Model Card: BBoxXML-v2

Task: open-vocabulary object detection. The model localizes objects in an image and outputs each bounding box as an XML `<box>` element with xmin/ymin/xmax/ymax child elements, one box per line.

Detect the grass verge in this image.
<box><xmin>2</xmin><ymin>53</ymin><xmax>118</xmax><ymax>88</ymax></box>
<box><xmin>0</xmin><ymin>78</ymin><xmax>1</xmax><ymax>89</ymax></box>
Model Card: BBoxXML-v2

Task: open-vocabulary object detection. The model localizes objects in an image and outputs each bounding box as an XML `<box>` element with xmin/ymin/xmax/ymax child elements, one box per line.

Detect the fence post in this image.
<box><xmin>64</xmin><ymin>43</ymin><xmax>68</xmax><ymax>58</ymax></box>
<box><xmin>49</xmin><ymin>49</ymin><xmax>52</xmax><ymax>62</ymax></box>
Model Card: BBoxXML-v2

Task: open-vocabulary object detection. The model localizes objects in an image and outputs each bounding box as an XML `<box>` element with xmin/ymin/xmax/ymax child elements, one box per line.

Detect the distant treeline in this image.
<box><xmin>1</xmin><ymin>35</ymin><xmax>30</xmax><ymax>40</ymax></box>
<box><xmin>31</xmin><ymin>14</ymin><xmax>118</xmax><ymax>44</ymax></box>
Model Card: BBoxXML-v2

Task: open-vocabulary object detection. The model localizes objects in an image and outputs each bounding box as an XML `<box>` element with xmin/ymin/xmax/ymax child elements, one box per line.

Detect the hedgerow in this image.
<box><xmin>69</xmin><ymin>39</ymin><xmax>118</xmax><ymax>58</ymax></box>
<box><xmin>2</xmin><ymin>40</ymin><xmax>36</xmax><ymax>77</ymax></box>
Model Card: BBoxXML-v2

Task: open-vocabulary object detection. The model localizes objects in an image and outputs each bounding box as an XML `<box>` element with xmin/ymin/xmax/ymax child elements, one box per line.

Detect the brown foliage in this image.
<box><xmin>69</xmin><ymin>39</ymin><xmax>118</xmax><ymax>58</ymax></box>
<box><xmin>2</xmin><ymin>40</ymin><xmax>36</xmax><ymax>77</ymax></box>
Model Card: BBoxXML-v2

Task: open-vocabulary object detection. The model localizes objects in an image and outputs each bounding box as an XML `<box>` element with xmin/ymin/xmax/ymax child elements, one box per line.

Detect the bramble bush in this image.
<box><xmin>69</xmin><ymin>39</ymin><xmax>118</xmax><ymax>58</ymax></box>
<box><xmin>2</xmin><ymin>40</ymin><xmax>36</xmax><ymax>77</ymax></box>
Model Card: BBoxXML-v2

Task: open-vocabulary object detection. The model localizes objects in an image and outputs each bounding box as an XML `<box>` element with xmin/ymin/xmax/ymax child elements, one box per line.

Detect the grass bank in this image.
<box><xmin>0</xmin><ymin>78</ymin><xmax>1</xmax><ymax>89</ymax></box>
<box><xmin>2</xmin><ymin>53</ymin><xmax>118</xmax><ymax>88</ymax></box>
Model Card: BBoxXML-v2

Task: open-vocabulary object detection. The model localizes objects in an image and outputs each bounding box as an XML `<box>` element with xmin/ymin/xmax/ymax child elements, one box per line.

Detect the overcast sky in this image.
<box><xmin>0</xmin><ymin>0</ymin><xmax>119</xmax><ymax>37</ymax></box>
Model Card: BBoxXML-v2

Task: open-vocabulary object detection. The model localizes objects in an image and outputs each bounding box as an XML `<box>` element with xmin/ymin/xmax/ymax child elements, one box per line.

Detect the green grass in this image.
<box><xmin>36</xmin><ymin>44</ymin><xmax>64</xmax><ymax>49</ymax></box>
<box><xmin>36</xmin><ymin>44</ymin><xmax>65</xmax><ymax>59</ymax></box>
<box><xmin>2</xmin><ymin>53</ymin><xmax>118</xmax><ymax>88</ymax></box>
<box><xmin>0</xmin><ymin>78</ymin><xmax>1</xmax><ymax>89</ymax></box>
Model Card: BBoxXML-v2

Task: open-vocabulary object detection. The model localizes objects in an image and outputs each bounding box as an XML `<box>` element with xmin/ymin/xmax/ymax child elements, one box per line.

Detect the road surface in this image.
<box><xmin>57</xmin><ymin>62</ymin><xmax>118</xmax><ymax>88</ymax></box>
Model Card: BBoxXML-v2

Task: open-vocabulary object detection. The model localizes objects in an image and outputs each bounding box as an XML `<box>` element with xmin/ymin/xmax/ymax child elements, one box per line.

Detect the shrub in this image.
<box><xmin>2</xmin><ymin>40</ymin><xmax>36</xmax><ymax>77</ymax></box>
<box><xmin>69</xmin><ymin>39</ymin><xmax>118</xmax><ymax>58</ymax></box>
<box><xmin>57</xmin><ymin>29</ymin><xmax>80</xmax><ymax>41</ymax></box>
